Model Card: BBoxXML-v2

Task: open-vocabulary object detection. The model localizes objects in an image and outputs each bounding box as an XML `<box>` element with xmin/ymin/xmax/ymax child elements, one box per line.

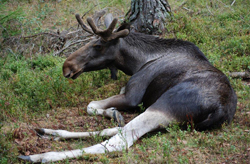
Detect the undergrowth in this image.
<box><xmin>0</xmin><ymin>54</ymin><xmax>125</xmax><ymax>122</ymax></box>
<box><xmin>0</xmin><ymin>0</ymin><xmax>250</xmax><ymax>163</ymax></box>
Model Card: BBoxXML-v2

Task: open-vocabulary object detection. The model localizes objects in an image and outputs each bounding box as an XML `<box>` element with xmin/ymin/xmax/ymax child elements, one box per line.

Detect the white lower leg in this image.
<box><xmin>87</xmin><ymin>101</ymin><xmax>106</xmax><ymax>115</ymax></box>
<box><xmin>86</xmin><ymin>110</ymin><xmax>171</xmax><ymax>153</ymax></box>
<box><xmin>19</xmin><ymin>110</ymin><xmax>171</xmax><ymax>163</ymax></box>
<box><xmin>37</xmin><ymin>127</ymin><xmax>121</xmax><ymax>140</ymax></box>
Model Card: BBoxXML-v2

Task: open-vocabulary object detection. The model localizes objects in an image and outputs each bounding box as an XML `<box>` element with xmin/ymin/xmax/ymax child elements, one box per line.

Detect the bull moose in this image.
<box><xmin>19</xmin><ymin>13</ymin><xmax>237</xmax><ymax>163</ymax></box>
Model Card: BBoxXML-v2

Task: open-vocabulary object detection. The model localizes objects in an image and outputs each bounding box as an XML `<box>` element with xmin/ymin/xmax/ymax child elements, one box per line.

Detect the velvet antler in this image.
<box><xmin>75</xmin><ymin>14</ymin><xmax>94</xmax><ymax>34</ymax></box>
<box><xmin>104</xmin><ymin>13</ymin><xmax>113</xmax><ymax>28</ymax></box>
<box><xmin>75</xmin><ymin>13</ymin><xmax>129</xmax><ymax>42</ymax></box>
<box><xmin>93</xmin><ymin>10</ymin><xmax>106</xmax><ymax>27</ymax></box>
<box><xmin>87</xmin><ymin>17</ymin><xmax>129</xmax><ymax>42</ymax></box>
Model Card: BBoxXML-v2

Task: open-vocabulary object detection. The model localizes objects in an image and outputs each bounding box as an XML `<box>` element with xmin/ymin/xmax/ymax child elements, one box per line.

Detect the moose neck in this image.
<box><xmin>115</xmin><ymin>32</ymin><xmax>165</xmax><ymax>76</ymax></box>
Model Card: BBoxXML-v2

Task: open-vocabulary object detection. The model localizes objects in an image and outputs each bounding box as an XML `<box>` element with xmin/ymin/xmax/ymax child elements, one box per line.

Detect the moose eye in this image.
<box><xmin>93</xmin><ymin>45</ymin><xmax>103</xmax><ymax>51</ymax></box>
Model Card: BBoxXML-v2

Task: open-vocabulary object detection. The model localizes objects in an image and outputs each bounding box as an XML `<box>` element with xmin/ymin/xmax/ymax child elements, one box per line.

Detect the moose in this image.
<box><xmin>19</xmin><ymin>13</ymin><xmax>237</xmax><ymax>163</ymax></box>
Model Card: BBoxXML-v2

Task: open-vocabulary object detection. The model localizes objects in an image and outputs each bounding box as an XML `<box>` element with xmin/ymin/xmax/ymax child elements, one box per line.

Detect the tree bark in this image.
<box><xmin>125</xmin><ymin>0</ymin><xmax>171</xmax><ymax>35</ymax></box>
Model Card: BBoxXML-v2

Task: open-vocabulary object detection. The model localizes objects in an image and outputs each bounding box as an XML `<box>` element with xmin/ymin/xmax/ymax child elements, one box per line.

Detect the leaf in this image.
<box><xmin>14</xmin><ymin>138</ymin><xmax>22</xmax><ymax>145</ymax></box>
<box><xmin>25</xmin><ymin>151</ymin><xmax>30</xmax><ymax>156</ymax></box>
<box><xmin>29</xmin><ymin>129</ymin><xmax>36</xmax><ymax>136</ymax></box>
<box><xmin>177</xmin><ymin>138</ymin><xmax>187</xmax><ymax>144</ymax></box>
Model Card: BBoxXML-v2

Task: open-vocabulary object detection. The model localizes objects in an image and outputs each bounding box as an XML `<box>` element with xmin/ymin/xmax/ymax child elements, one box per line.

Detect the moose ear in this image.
<box><xmin>117</xmin><ymin>23</ymin><xmax>131</xmax><ymax>32</ymax></box>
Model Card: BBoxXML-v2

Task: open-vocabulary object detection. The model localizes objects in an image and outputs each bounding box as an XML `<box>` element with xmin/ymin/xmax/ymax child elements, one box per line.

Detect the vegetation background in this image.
<box><xmin>0</xmin><ymin>0</ymin><xmax>249</xmax><ymax>163</ymax></box>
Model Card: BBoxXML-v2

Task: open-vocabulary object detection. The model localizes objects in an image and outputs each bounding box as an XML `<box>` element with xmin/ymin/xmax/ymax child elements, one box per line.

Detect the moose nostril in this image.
<box><xmin>64</xmin><ymin>72</ymin><xmax>71</xmax><ymax>78</ymax></box>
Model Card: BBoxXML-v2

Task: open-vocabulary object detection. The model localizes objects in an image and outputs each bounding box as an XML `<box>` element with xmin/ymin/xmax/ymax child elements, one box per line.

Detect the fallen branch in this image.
<box><xmin>52</xmin><ymin>37</ymin><xmax>93</xmax><ymax>56</ymax></box>
<box><xmin>1</xmin><ymin>11</ymin><xmax>125</xmax><ymax>57</ymax></box>
<box><xmin>21</xmin><ymin>32</ymin><xmax>61</xmax><ymax>39</ymax></box>
<box><xmin>229</xmin><ymin>71</ymin><xmax>250</xmax><ymax>79</ymax></box>
<box><xmin>2</xmin><ymin>32</ymin><xmax>61</xmax><ymax>43</ymax></box>
<box><xmin>4</xmin><ymin>30</ymin><xmax>82</xmax><ymax>41</ymax></box>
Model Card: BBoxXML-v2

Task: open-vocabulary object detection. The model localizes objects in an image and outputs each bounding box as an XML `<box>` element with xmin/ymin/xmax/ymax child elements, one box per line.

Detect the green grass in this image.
<box><xmin>0</xmin><ymin>54</ymin><xmax>127</xmax><ymax>122</ymax></box>
<box><xmin>0</xmin><ymin>0</ymin><xmax>250</xmax><ymax>163</ymax></box>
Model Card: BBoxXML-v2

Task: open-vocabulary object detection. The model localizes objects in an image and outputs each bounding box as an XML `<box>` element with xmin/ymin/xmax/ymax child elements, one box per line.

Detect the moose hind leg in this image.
<box><xmin>19</xmin><ymin>109</ymin><xmax>171</xmax><ymax>163</ymax></box>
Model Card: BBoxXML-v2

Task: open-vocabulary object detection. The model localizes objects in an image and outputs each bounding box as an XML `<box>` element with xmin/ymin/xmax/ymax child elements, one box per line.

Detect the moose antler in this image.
<box><xmin>75</xmin><ymin>10</ymin><xmax>106</xmax><ymax>34</ymax></box>
<box><xmin>75</xmin><ymin>13</ymin><xmax>129</xmax><ymax>42</ymax></box>
<box><xmin>87</xmin><ymin>17</ymin><xmax>129</xmax><ymax>42</ymax></box>
<box><xmin>104</xmin><ymin>13</ymin><xmax>113</xmax><ymax>28</ymax></box>
<box><xmin>93</xmin><ymin>10</ymin><xmax>106</xmax><ymax>27</ymax></box>
<box><xmin>75</xmin><ymin>14</ymin><xmax>94</xmax><ymax>34</ymax></box>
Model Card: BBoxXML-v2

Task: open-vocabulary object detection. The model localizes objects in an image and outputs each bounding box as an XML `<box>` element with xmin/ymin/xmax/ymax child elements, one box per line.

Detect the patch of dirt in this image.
<box><xmin>11</xmin><ymin>107</ymin><xmax>138</xmax><ymax>156</ymax></box>
<box><xmin>13</xmin><ymin>127</ymin><xmax>51</xmax><ymax>155</ymax></box>
<box><xmin>223</xmin><ymin>151</ymin><xmax>250</xmax><ymax>164</ymax></box>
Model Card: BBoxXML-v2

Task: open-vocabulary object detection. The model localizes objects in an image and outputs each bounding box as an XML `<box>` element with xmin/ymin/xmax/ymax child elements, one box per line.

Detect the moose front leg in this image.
<box><xmin>87</xmin><ymin>94</ymin><xmax>129</xmax><ymax>126</ymax></box>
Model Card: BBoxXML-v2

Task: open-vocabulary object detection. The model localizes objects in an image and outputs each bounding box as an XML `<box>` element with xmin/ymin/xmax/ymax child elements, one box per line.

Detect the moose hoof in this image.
<box><xmin>113</xmin><ymin>110</ymin><xmax>125</xmax><ymax>127</ymax></box>
<box><xmin>35</xmin><ymin>128</ymin><xmax>45</xmax><ymax>135</ymax></box>
<box><xmin>18</xmin><ymin>155</ymin><xmax>32</xmax><ymax>162</ymax></box>
<box><xmin>34</xmin><ymin>128</ymin><xmax>61</xmax><ymax>140</ymax></box>
<box><xmin>103</xmin><ymin>107</ymin><xmax>125</xmax><ymax>127</ymax></box>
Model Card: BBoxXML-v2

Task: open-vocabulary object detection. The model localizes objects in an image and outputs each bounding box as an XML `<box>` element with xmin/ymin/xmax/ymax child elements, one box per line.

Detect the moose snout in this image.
<box><xmin>63</xmin><ymin>61</ymin><xmax>73</xmax><ymax>78</ymax></box>
<box><xmin>63</xmin><ymin>69</ymin><xmax>72</xmax><ymax>78</ymax></box>
<box><xmin>63</xmin><ymin>60</ymin><xmax>83</xmax><ymax>79</ymax></box>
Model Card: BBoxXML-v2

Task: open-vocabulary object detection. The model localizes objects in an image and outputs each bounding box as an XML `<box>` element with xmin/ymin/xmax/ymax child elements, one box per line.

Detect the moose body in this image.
<box><xmin>89</xmin><ymin>32</ymin><xmax>236</xmax><ymax>130</ymax></box>
<box><xmin>19</xmin><ymin>14</ymin><xmax>237</xmax><ymax>163</ymax></box>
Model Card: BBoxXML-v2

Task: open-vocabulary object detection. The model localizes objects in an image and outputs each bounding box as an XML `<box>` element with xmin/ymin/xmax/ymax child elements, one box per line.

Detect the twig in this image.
<box><xmin>82</xmin><ymin>4</ymin><xmax>100</xmax><ymax>18</ymax></box>
<box><xmin>182</xmin><ymin>7</ymin><xmax>190</xmax><ymax>11</ymax></box>
<box><xmin>3</xmin><ymin>32</ymin><xmax>61</xmax><ymax>41</ymax></box>
<box><xmin>216</xmin><ymin>0</ymin><xmax>234</xmax><ymax>11</ymax></box>
<box><xmin>52</xmin><ymin>37</ymin><xmax>93</xmax><ymax>56</ymax></box>
<box><xmin>0</xmin><ymin>23</ymin><xmax>9</xmax><ymax>36</ymax></box>
<box><xmin>206</xmin><ymin>3</ymin><xmax>214</xmax><ymax>16</ymax></box>
<box><xmin>29</xmin><ymin>44</ymin><xmax>35</xmax><ymax>57</ymax></box>
<box><xmin>231</xmin><ymin>0</ymin><xmax>236</xmax><ymax>6</ymax></box>
<box><xmin>173</xmin><ymin>1</ymin><xmax>187</xmax><ymax>12</ymax></box>
<box><xmin>7</xmin><ymin>48</ymin><xmax>18</xmax><ymax>59</ymax></box>
<box><xmin>21</xmin><ymin>32</ymin><xmax>61</xmax><ymax>39</ymax></box>
<box><xmin>66</xmin><ymin>29</ymin><xmax>82</xmax><ymax>36</ymax></box>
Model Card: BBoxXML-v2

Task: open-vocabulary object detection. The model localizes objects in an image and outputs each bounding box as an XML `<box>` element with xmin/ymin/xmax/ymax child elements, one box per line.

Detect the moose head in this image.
<box><xmin>63</xmin><ymin>14</ymin><xmax>130</xmax><ymax>79</ymax></box>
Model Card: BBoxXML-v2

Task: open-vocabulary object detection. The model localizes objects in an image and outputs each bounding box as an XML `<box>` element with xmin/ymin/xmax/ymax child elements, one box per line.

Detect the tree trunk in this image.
<box><xmin>125</xmin><ymin>0</ymin><xmax>171</xmax><ymax>35</ymax></box>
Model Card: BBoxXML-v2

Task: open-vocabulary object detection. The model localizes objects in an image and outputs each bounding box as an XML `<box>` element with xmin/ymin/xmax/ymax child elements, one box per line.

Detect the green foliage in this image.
<box><xmin>0</xmin><ymin>54</ymin><xmax>122</xmax><ymax>122</ymax></box>
<box><xmin>0</xmin><ymin>0</ymin><xmax>250</xmax><ymax>163</ymax></box>
<box><xmin>29</xmin><ymin>55</ymin><xmax>56</xmax><ymax>70</ymax></box>
<box><xmin>138</xmin><ymin>102</ymin><xmax>145</xmax><ymax>112</ymax></box>
<box><xmin>0</xmin><ymin>125</ymin><xmax>19</xmax><ymax>164</ymax></box>
<box><xmin>36</xmin><ymin>3</ymin><xmax>56</xmax><ymax>20</ymax></box>
<box><xmin>166</xmin><ymin>0</ymin><xmax>250</xmax><ymax>76</ymax></box>
<box><xmin>0</xmin><ymin>3</ymin><xmax>25</xmax><ymax>37</ymax></box>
